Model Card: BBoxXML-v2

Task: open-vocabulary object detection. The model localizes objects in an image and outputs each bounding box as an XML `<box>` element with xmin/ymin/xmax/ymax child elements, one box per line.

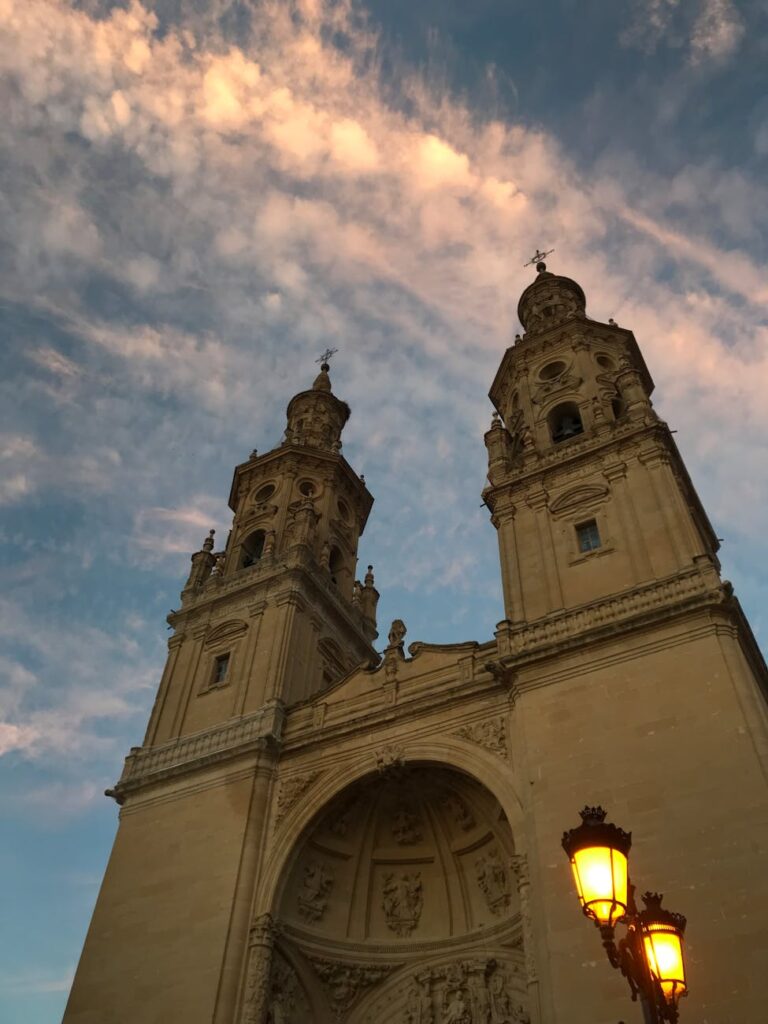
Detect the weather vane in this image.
<box><xmin>316</xmin><ymin>347</ymin><xmax>338</xmax><ymax>367</ymax></box>
<box><xmin>524</xmin><ymin>248</ymin><xmax>554</xmax><ymax>269</ymax></box>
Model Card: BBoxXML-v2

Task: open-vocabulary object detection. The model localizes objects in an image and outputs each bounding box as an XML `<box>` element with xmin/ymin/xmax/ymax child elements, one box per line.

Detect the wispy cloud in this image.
<box><xmin>0</xmin><ymin>0</ymin><xmax>766</xmax><ymax>783</ymax></box>
<box><xmin>620</xmin><ymin>0</ymin><xmax>744</xmax><ymax>64</ymax></box>
<box><xmin>689</xmin><ymin>0</ymin><xmax>745</xmax><ymax>64</ymax></box>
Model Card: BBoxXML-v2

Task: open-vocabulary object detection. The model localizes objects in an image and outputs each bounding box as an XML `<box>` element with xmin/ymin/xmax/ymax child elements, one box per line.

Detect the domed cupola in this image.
<box><xmin>285</xmin><ymin>360</ymin><xmax>351</xmax><ymax>451</ymax></box>
<box><xmin>517</xmin><ymin>259</ymin><xmax>586</xmax><ymax>335</ymax></box>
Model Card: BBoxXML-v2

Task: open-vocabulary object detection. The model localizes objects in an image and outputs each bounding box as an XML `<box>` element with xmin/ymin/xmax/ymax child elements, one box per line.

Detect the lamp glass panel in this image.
<box><xmin>643</xmin><ymin>926</ymin><xmax>686</xmax><ymax>1001</ymax></box>
<box><xmin>571</xmin><ymin>847</ymin><xmax>627</xmax><ymax>925</ymax></box>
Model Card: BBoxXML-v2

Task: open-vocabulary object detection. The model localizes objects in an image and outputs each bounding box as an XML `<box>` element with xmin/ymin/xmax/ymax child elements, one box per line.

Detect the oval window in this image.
<box><xmin>254</xmin><ymin>483</ymin><xmax>275</xmax><ymax>503</ymax></box>
<box><xmin>539</xmin><ymin>360</ymin><xmax>567</xmax><ymax>381</ymax></box>
<box><xmin>298</xmin><ymin>480</ymin><xmax>316</xmax><ymax>497</ymax></box>
<box><xmin>596</xmin><ymin>354</ymin><xmax>615</xmax><ymax>370</ymax></box>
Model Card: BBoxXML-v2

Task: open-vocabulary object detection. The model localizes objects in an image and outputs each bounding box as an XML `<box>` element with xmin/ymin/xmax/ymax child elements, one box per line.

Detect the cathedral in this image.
<box><xmin>64</xmin><ymin>263</ymin><xmax>768</xmax><ymax>1024</ymax></box>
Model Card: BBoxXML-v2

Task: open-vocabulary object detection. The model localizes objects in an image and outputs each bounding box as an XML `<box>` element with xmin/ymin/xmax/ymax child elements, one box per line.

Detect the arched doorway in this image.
<box><xmin>264</xmin><ymin>764</ymin><xmax>530</xmax><ymax>1022</ymax></box>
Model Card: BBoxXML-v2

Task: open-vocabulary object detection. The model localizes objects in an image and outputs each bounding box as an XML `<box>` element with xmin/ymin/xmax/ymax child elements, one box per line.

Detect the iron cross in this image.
<box><xmin>316</xmin><ymin>347</ymin><xmax>338</xmax><ymax>365</ymax></box>
<box><xmin>523</xmin><ymin>248</ymin><xmax>554</xmax><ymax>268</ymax></box>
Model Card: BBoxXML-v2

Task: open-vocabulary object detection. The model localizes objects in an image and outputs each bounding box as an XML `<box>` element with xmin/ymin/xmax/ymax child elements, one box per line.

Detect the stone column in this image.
<box><xmin>239</xmin><ymin>913</ymin><xmax>277</xmax><ymax>1024</ymax></box>
<box><xmin>510</xmin><ymin>853</ymin><xmax>541</xmax><ymax>1024</ymax></box>
<box><xmin>213</xmin><ymin>743</ymin><xmax>277</xmax><ymax>1024</ymax></box>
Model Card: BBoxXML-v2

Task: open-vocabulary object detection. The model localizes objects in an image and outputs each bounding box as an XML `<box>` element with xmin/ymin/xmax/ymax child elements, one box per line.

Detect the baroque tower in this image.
<box><xmin>65</xmin><ymin>268</ymin><xmax>768</xmax><ymax>1024</ymax></box>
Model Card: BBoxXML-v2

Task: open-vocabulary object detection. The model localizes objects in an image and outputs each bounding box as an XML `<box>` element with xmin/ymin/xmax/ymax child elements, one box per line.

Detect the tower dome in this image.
<box><xmin>285</xmin><ymin>361</ymin><xmax>351</xmax><ymax>451</ymax></box>
<box><xmin>517</xmin><ymin>260</ymin><xmax>586</xmax><ymax>334</ymax></box>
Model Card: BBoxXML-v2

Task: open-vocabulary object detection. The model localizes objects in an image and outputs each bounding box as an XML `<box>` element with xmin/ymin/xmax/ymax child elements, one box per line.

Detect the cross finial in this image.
<box><xmin>316</xmin><ymin>347</ymin><xmax>338</xmax><ymax>370</ymax></box>
<box><xmin>524</xmin><ymin>248</ymin><xmax>554</xmax><ymax>271</ymax></box>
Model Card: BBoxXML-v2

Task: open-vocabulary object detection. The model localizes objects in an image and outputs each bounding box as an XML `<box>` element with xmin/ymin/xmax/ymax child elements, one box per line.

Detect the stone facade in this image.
<box><xmin>63</xmin><ymin>268</ymin><xmax>768</xmax><ymax>1024</ymax></box>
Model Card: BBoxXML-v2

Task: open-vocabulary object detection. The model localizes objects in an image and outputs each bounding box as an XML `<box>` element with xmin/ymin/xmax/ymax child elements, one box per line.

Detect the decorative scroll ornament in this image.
<box><xmin>275</xmin><ymin>770</ymin><xmax>321</xmax><ymax>824</ymax></box>
<box><xmin>475</xmin><ymin>848</ymin><xmax>511</xmax><ymax>915</ymax></box>
<box><xmin>382</xmin><ymin>870</ymin><xmax>424</xmax><ymax>936</ymax></box>
<box><xmin>297</xmin><ymin>861</ymin><xmax>333</xmax><ymax>922</ymax></box>
<box><xmin>454</xmin><ymin>717</ymin><xmax>508</xmax><ymax>759</ymax></box>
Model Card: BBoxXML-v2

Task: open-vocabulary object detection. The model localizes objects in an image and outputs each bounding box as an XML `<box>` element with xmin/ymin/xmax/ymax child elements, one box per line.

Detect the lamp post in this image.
<box><xmin>562</xmin><ymin>807</ymin><xmax>688</xmax><ymax>1024</ymax></box>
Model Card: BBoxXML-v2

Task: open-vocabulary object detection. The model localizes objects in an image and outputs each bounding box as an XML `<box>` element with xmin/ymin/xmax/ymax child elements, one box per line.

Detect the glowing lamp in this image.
<box><xmin>640</xmin><ymin>892</ymin><xmax>688</xmax><ymax>1007</ymax></box>
<box><xmin>561</xmin><ymin>806</ymin><xmax>632</xmax><ymax>928</ymax></box>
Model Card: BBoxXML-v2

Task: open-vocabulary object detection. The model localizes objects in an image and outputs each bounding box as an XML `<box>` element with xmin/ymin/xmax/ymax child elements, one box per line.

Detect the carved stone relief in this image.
<box><xmin>266</xmin><ymin>950</ymin><xmax>311</xmax><ymax>1024</ymax></box>
<box><xmin>297</xmin><ymin>861</ymin><xmax>333</xmax><ymax>922</ymax></box>
<box><xmin>399</xmin><ymin>959</ymin><xmax>528</xmax><ymax>1024</ymax></box>
<box><xmin>374</xmin><ymin>744</ymin><xmax>405</xmax><ymax>775</ymax></box>
<box><xmin>454</xmin><ymin>718</ymin><xmax>508</xmax><ymax>759</ymax></box>
<box><xmin>382</xmin><ymin>871</ymin><xmax>424</xmax><ymax>936</ymax></box>
<box><xmin>325</xmin><ymin>794</ymin><xmax>359</xmax><ymax>838</ymax></box>
<box><xmin>475</xmin><ymin>848</ymin><xmax>511</xmax><ymax>915</ymax></box>
<box><xmin>510</xmin><ymin>854</ymin><xmax>538</xmax><ymax>986</ymax></box>
<box><xmin>440</xmin><ymin>792</ymin><xmax>476</xmax><ymax>832</ymax></box>
<box><xmin>275</xmin><ymin>771</ymin><xmax>321</xmax><ymax>825</ymax></box>
<box><xmin>392</xmin><ymin>804</ymin><xmax>423</xmax><ymax>845</ymax></box>
<box><xmin>310</xmin><ymin>957</ymin><xmax>395</xmax><ymax>1020</ymax></box>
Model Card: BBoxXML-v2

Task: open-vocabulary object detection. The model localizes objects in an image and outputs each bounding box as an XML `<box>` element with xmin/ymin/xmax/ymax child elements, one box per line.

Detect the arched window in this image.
<box><xmin>549</xmin><ymin>402</ymin><xmax>584</xmax><ymax>444</ymax></box>
<box><xmin>240</xmin><ymin>530</ymin><xmax>265</xmax><ymax>568</ymax></box>
<box><xmin>329</xmin><ymin>546</ymin><xmax>344</xmax><ymax>585</ymax></box>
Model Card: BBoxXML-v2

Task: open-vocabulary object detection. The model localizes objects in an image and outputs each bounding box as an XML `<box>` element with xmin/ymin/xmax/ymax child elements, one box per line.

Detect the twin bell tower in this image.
<box><xmin>64</xmin><ymin>262</ymin><xmax>768</xmax><ymax>1024</ymax></box>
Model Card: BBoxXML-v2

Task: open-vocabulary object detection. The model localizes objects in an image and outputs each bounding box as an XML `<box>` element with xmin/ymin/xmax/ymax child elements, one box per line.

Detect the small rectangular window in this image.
<box><xmin>576</xmin><ymin>519</ymin><xmax>601</xmax><ymax>554</ymax></box>
<box><xmin>212</xmin><ymin>653</ymin><xmax>230</xmax><ymax>685</ymax></box>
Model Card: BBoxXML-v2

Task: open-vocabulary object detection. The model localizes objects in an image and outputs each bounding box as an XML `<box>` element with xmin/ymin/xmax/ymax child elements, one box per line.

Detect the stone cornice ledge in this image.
<box><xmin>106</xmin><ymin>700</ymin><xmax>285</xmax><ymax>802</ymax></box>
<box><xmin>494</xmin><ymin>562</ymin><xmax>729</xmax><ymax>666</ymax></box>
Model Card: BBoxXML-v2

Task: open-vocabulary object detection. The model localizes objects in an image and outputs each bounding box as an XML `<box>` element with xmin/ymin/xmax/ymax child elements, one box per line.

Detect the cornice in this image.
<box><xmin>228</xmin><ymin>445</ymin><xmax>373</xmax><ymax>526</ymax></box>
<box><xmin>492</xmin><ymin>562</ymin><xmax>730</xmax><ymax>668</ymax></box>
<box><xmin>107</xmin><ymin>701</ymin><xmax>285</xmax><ymax>801</ymax></box>
<box><xmin>171</xmin><ymin>561</ymin><xmax>377</xmax><ymax>660</ymax></box>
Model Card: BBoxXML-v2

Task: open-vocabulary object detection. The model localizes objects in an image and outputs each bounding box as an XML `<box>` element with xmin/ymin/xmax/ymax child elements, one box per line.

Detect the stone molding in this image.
<box><xmin>171</xmin><ymin>563</ymin><xmax>375</xmax><ymax>663</ymax></box>
<box><xmin>110</xmin><ymin>700</ymin><xmax>286</xmax><ymax>797</ymax></box>
<box><xmin>281</xmin><ymin>915</ymin><xmax>521</xmax><ymax>958</ymax></box>
<box><xmin>495</xmin><ymin>563</ymin><xmax>727</xmax><ymax>661</ymax></box>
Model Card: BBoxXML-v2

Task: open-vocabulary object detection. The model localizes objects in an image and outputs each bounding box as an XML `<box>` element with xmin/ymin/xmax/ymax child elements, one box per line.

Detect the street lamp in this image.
<box><xmin>562</xmin><ymin>807</ymin><xmax>688</xmax><ymax>1024</ymax></box>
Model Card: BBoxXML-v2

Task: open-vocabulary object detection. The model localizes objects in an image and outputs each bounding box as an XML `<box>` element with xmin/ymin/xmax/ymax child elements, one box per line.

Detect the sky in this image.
<box><xmin>1</xmin><ymin>0</ymin><xmax>767</xmax><ymax>1020</ymax></box>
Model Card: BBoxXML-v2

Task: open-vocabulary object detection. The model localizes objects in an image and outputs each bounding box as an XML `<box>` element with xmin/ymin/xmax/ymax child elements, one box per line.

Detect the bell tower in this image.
<box><xmin>484</xmin><ymin>258</ymin><xmax>721</xmax><ymax>624</ymax></box>
<box><xmin>64</xmin><ymin>267</ymin><xmax>767</xmax><ymax>1024</ymax></box>
<box><xmin>143</xmin><ymin>358</ymin><xmax>379</xmax><ymax>750</ymax></box>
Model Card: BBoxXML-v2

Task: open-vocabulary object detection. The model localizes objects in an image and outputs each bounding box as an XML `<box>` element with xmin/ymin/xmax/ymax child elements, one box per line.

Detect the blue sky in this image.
<box><xmin>1</xmin><ymin>1</ymin><xmax>767</xmax><ymax>1020</ymax></box>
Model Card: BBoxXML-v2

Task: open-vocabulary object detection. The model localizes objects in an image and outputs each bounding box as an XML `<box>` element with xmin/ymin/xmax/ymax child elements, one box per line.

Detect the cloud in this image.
<box><xmin>0</xmin><ymin>0</ymin><xmax>766</xmax><ymax>800</ymax></box>
<box><xmin>620</xmin><ymin>0</ymin><xmax>681</xmax><ymax>54</ymax></box>
<box><xmin>0</xmin><ymin>966</ymin><xmax>75</xmax><ymax>996</ymax></box>
<box><xmin>689</xmin><ymin>0</ymin><xmax>744</xmax><ymax>64</ymax></box>
<box><xmin>620</xmin><ymin>0</ymin><xmax>744</xmax><ymax>64</ymax></box>
<box><xmin>0</xmin><ymin>597</ymin><xmax>160</xmax><ymax>762</ymax></box>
